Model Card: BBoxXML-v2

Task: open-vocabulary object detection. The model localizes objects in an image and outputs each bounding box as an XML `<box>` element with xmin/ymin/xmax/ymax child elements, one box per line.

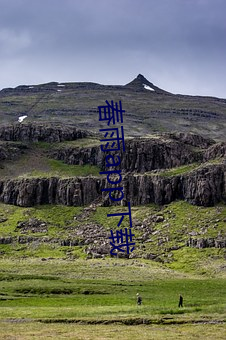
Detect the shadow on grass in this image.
<box><xmin>159</xmin><ymin>307</ymin><xmax>202</xmax><ymax>315</ymax></box>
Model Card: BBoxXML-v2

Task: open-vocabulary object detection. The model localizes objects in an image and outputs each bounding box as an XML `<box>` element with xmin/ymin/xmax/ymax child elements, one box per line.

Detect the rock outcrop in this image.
<box><xmin>0</xmin><ymin>142</ymin><xmax>28</xmax><ymax>161</ymax></box>
<box><xmin>123</xmin><ymin>164</ymin><xmax>226</xmax><ymax>206</ymax></box>
<box><xmin>51</xmin><ymin>137</ymin><xmax>204</xmax><ymax>173</ymax></box>
<box><xmin>0</xmin><ymin>164</ymin><xmax>225</xmax><ymax>207</ymax></box>
<box><xmin>0</xmin><ymin>177</ymin><xmax>104</xmax><ymax>207</ymax></box>
<box><xmin>164</xmin><ymin>132</ymin><xmax>215</xmax><ymax>149</ymax></box>
<box><xmin>0</xmin><ymin>129</ymin><xmax>225</xmax><ymax>208</ymax></box>
<box><xmin>203</xmin><ymin>142</ymin><xmax>226</xmax><ymax>160</ymax></box>
<box><xmin>0</xmin><ymin>124</ymin><xmax>90</xmax><ymax>142</ymax></box>
<box><xmin>187</xmin><ymin>237</ymin><xmax>226</xmax><ymax>248</ymax></box>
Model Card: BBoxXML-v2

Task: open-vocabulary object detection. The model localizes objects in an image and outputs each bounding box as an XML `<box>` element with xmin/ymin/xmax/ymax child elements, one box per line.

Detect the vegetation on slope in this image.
<box><xmin>0</xmin><ymin>201</ymin><xmax>225</xmax><ymax>277</ymax></box>
<box><xmin>1</xmin><ymin>75</ymin><xmax>226</xmax><ymax>139</ymax></box>
<box><xmin>0</xmin><ymin>257</ymin><xmax>225</xmax><ymax>339</ymax></box>
<box><xmin>0</xmin><ymin>141</ymin><xmax>101</xmax><ymax>179</ymax></box>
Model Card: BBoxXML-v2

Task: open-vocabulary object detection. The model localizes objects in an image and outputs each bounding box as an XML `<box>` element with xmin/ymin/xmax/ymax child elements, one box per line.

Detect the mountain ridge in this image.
<box><xmin>0</xmin><ymin>73</ymin><xmax>223</xmax><ymax>97</ymax></box>
<box><xmin>0</xmin><ymin>74</ymin><xmax>226</xmax><ymax>140</ymax></box>
<box><xmin>125</xmin><ymin>74</ymin><xmax>172</xmax><ymax>94</ymax></box>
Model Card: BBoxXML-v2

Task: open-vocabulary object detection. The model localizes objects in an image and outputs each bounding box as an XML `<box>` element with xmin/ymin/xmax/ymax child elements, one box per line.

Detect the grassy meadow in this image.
<box><xmin>1</xmin><ymin>77</ymin><xmax>226</xmax><ymax>338</ymax></box>
<box><xmin>0</xmin><ymin>257</ymin><xmax>225</xmax><ymax>339</ymax></box>
<box><xmin>0</xmin><ymin>151</ymin><xmax>225</xmax><ymax>338</ymax></box>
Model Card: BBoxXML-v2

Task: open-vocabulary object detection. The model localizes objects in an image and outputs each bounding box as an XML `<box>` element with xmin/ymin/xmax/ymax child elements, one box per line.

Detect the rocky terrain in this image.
<box><xmin>0</xmin><ymin>162</ymin><xmax>225</xmax><ymax>208</ymax></box>
<box><xmin>0</xmin><ymin>123</ymin><xmax>90</xmax><ymax>143</ymax></box>
<box><xmin>51</xmin><ymin>133</ymin><xmax>219</xmax><ymax>172</ymax></box>
<box><xmin>1</xmin><ymin>74</ymin><xmax>226</xmax><ymax>140</ymax></box>
<box><xmin>0</xmin><ymin>75</ymin><xmax>225</xmax><ymax>263</ymax></box>
<box><xmin>0</xmin><ymin>125</ymin><xmax>225</xmax><ymax>208</ymax></box>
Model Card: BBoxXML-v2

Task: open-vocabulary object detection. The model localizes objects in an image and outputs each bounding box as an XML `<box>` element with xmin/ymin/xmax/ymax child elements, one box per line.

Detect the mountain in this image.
<box><xmin>0</xmin><ymin>74</ymin><xmax>226</xmax><ymax>140</ymax></box>
<box><xmin>0</xmin><ymin>75</ymin><xmax>225</xmax><ymax>265</ymax></box>
<box><xmin>125</xmin><ymin>73</ymin><xmax>171</xmax><ymax>94</ymax></box>
<box><xmin>0</xmin><ymin>125</ymin><xmax>225</xmax><ymax>263</ymax></box>
<box><xmin>0</xmin><ymin>124</ymin><xmax>225</xmax><ymax>208</ymax></box>
<box><xmin>0</xmin><ymin>74</ymin><xmax>225</xmax><ymax>332</ymax></box>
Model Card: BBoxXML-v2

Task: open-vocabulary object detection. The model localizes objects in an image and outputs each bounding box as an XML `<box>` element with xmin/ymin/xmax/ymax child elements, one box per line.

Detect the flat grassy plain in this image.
<box><xmin>0</xmin><ymin>204</ymin><xmax>225</xmax><ymax>337</ymax></box>
<box><xmin>0</xmin><ymin>257</ymin><xmax>225</xmax><ymax>339</ymax></box>
<box><xmin>0</xmin><ymin>200</ymin><xmax>225</xmax><ymax>340</ymax></box>
<box><xmin>1</xmin><ymin>322</ymin><xmax>226</xmax><ymax>340</ymax></box>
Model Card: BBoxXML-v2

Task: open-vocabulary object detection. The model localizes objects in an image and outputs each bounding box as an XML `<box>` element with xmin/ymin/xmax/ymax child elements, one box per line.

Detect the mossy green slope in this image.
<box><xmin>0</xmin><ymin>200</ymin><xmax>225</xmax><ymax>277</ymax></box>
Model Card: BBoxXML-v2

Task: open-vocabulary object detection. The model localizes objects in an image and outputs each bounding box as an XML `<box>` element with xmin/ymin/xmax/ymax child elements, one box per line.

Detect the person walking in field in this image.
<box><xmin>178</xmin><ymin>294</ymin><xmax>183</xmax><ymax>307</ymax></box>
<box><xmin>136</xmin><ymin>293</ymin><xmax>142</xmax><ymax>305</ymax></box>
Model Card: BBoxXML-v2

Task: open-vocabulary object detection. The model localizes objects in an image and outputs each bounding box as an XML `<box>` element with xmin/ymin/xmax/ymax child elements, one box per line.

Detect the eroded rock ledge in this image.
<box><xmin>0</xmin><ymin>164</ymin><xmax>225</xmax><ymax>207</ymax></box>
<box><xmin>50</xmin><ymin>136</ymin><xmax>226</xmax><ymax>173</ymax></box>
<box><xmin>0</xmin><ymin>127</ymin><xmax>225</xmax><ymax>208</ymax></box>
<box><xmin>0</xmin><ymin>123</ymin><xmax>90</xmax><ymax>142</ymax></box>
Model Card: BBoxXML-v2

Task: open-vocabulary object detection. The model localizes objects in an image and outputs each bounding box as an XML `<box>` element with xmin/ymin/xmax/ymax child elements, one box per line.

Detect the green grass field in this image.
<box><xmin>0</xmin><ymin>141</ymin><xmax>101</xmax><ymax>179</ymax></box>
<box><xmin>0</xmin><ymin>195</ymin><xmax>225</xmax><ymax>338</ymax></box>
<box><xmin>0</xmin><ymin>322</ymin><xmax>225</xmax><ymax>340</ymax></box>
<box><xmin>0</xmin><ymin>258</ymin><xmax>225</xmax><ymax>339</ymax></box>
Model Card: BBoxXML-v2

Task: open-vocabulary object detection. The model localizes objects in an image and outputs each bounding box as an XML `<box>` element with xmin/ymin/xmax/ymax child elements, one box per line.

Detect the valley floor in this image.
<box><xmin>0</xmin><ymin>258</ymin><xmax>225</xmax><ymax>339</ymax></box>
<box><xmin>0</xmin><ymin>322</ymin><xmax>225</xmax><ymax>340</ymax></box>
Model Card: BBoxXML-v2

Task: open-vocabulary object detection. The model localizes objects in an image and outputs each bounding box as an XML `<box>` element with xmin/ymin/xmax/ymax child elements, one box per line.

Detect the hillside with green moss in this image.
<box><xmin>0</xmin><ymin>200</ymin><xmax>225</xmax><ymax>277</ymax></box>
<box><xmin>0</xmin><ymin>128</ymin><xmax>225</xmax><ymax>273</ymax></box>
<box><xmin>1</xmin><ymin>74</ymin><xmax>226</xmax><ymax>140</ymax></box>
<box><xmin>0</xmin><ymin>77</ymin><xmax>226</xmax><ymax>336</ymax></box>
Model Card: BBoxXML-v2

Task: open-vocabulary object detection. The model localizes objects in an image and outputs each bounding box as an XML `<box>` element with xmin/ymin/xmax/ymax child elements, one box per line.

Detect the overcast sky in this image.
<box><xmin>0</xmin><ymin>0</ymin><xmax>225</xmax><ymax>97</ymax></box>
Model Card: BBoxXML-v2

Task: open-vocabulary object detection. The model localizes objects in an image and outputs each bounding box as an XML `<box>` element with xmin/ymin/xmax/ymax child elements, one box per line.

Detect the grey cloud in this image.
<box><xmin>0</xmin><ymin>0</ymin><xmax>225</xmax><ymax>97</ymax></box>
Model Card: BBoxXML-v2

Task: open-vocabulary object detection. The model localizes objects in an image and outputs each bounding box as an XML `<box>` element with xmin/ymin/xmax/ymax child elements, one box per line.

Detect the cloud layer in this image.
<box><xmin>0</xmin><ymin>0</ymin><xmax>225</xmax><ymax>97</ymax></box>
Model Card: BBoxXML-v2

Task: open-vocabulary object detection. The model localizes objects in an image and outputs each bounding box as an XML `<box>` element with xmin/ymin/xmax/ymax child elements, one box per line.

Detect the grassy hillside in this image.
<box><xmin>0</xmin><ymin>140</ymin><xmax>101</xmax><ymax>179</ymax></box>
<box><xmin>0</xmin><ymin>77</ymin><xmax>226</xmax><ymax>338</ymax></box>
<box><xmin>0</xmin><ymin>257</ymin><xmax>225</xmax><ymax>339</ymax></box>
<box><xmin>1</xmin><ymin>75</ymin><xmax>226</xmax><ymax>140</ymax></box>
<box><xmin>0</xmin><ymin>200</ymin><xmax>225</xmax><ymax>277</ymax></box>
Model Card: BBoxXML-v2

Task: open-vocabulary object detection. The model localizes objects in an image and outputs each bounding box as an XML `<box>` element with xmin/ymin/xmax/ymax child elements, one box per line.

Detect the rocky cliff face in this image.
<box><xmin>51</xmin><ymin>137</ymin><xmax>204</xmax><ymax>172</ymax></box>
<box><xmin>0</xmin><ymin>177</ymin><xmax>104</xmax><ymax>207</ymax></box>
<box><xmin>50</xmin><ymin>132</ymin><xmax>226</xmax><ymax>175</ymax></box>
<box><xmin>0</xmin><ymin>123</ymin><xmax>89</xmax><ymax>142</ymax></box>
<box><xmin>0</xmin><ymin>164</ymin><xmax>225</xmax><ymax>207</ymax></box>
<box><xmin>164</xmin><ymin>132</ymin><xmax>215</xmax><ymax>149</ymax></box>
<box><xmin>203</xmin><ymin>142</ymin><xmax>226</xmax><ymax>160</ymax></box>
<box><xmin>0</xmin><ymin>128</ymin><xmax>225</xmax><ymax>208</ymax></box>
<box><xmin>123</xmin><ymin>164</ymin><xmax>226</xmax><ymax>206</ymax></box>
<box><xmin>0</xmin><ymin>142</ymin><xmax>28</xmax><ymax>161</ymax></box>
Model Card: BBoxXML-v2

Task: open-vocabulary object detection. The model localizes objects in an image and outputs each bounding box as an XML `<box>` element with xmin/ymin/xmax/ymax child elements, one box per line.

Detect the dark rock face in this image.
<box><xmin>0</xmin><ymin>164</ymin><xmax>225</xmax><ymax>207</ymax></box>
<box><xmin>187</xmin><ymin>237</ymin><xmax>226</xmax><ymax>248</ymax></box>
<box><xmin>0</xmin><ymin>142</ymin><xmax>28</xmax><ymax>161</ymax></box>
<box><xmin>0</xmin><ymin>144</ymin><xmax>12</xmax><ymax>161</ymax></box>
<box><xmin>51</xmin><ymin>137</ymin><xmax>203</xmax><ymax>173</ymax></box>
<box><xmin>203</xmin><ymin>142</ymin><xmax>226</xmax><ymax>160</ymax></box>
<box><xmin>0</xmin><ymin>130</ymin><xmax>225</xmax><ymax>208</ymax></box>
<box><xmin>51</xmin><ymin>132</ymin><xmax>224</xmax><ymax>173</ymax></box>
<box><xmin>52</xmin><ymin>145</ymin><xmax>104</xmax><ymax>168</ymax></box>
<box><xmin>124</xmin><ymin>164</ymin><xmax>226</xmax><ymax>206</ymax></box>
<box><xmin>0</xmin><ymin>124</ymin><xmax>89</xmax><ymax>142</ymax></box>
<box><xmin>0</xmin><ymin>177</ymin><xmax>104</xmax><ymax>207</ymax></box>
<box><xmin>181</xmin><ymin>165</ymin><xmax>226</xmax><ymax>205</ymax></box>
<box><xmin>164</xmin><ymin>132</ymin><xmax>215</xmax><ymax>149</ymax></box>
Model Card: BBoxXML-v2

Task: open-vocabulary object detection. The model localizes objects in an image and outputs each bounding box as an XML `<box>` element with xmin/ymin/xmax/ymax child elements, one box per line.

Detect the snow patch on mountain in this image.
<box><xmin>143</xmin><ymin>84</ymin><xmax>155</xmax><ymax>91</ymax></box>
<box><xmin>18</xmin><ymin>115</ymin><xmax>27</xmax><ymax>123</ymax></box>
